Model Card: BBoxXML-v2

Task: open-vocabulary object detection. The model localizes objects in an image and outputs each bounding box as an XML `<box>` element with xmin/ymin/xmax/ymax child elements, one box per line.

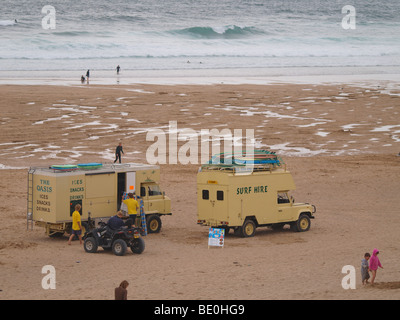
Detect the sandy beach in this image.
<box><xmin>0</xmin><ymin>80</ymin><xmax>399</xmax><ymax>300</ymax></box>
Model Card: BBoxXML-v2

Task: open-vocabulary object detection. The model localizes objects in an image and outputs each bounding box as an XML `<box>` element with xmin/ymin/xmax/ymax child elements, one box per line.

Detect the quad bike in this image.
<box><xmin>83</xmin><ymin>221</ymin><xmax>145</xmax><ymax>256</ymax></box>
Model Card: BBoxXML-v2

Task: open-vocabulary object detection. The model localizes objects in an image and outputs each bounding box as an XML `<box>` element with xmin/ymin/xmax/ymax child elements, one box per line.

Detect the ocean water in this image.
<box><xmin>1</xmin><ymin>0</ymin><xmax>400</xmax><ymax>75</ymax></box>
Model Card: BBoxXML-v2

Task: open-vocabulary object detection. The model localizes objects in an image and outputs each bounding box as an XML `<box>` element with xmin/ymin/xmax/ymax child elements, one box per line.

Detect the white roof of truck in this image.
<box><xmin>30</xmin><ymin>163</ymin><xmax>159</xmax><ymax>176</ymax></box>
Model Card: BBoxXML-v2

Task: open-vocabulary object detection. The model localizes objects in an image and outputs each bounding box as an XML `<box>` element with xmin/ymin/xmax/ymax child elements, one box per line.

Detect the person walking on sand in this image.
<box><xmin>68</xmin><ymin>204</ymin><xmax>83</xmax><ymax>245</ymax></box>
<box><xmin>86</xmin><ymin>69</ymin><xmax>90</xmax><ymax>83</ymax></box>
<box><xmin>114</xmin><ymin>142</ymin><xmax>124</xmax><ymax>163</ymax></box>
<box><xmin>115</xmin><ymin>280</ymin><xmax>129</xmax><ymax>300</ymax></box>
<box><xmin>361</xmin><ymin>252</ymin><xmax>371</xmax><ymax>285</ymax></box>
<box><xmin>369</xmin><ymin>248</ymin><xmax>383</xmax><ymax>284</ymax></box>
<box><xmin>116</xmin><ymin>65</ymin><xmax>121</xmax><ymax>74</ymax></box>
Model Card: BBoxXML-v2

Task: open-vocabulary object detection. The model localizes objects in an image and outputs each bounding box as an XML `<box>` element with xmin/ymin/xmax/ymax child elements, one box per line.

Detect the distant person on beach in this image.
<box><xmin>115</xmin><ymin>280</ymin><xmax>129</xmax><ymax>300</ymax></box>
<box><xmin>86</xmin><ymin>70</ymin><xmax>90</xmax><ymax>83</ymax></box>
<box><xmin>369</xmin><ymin>248</ymin><xmax>383</xmax><ymax>284</ymax></box>
<box><xmin>361</xmin><ymin>252</ymin><xmax>371</xmax><ymax>285</ymax></box>
<box><xmin>116</xmin><ymin>65</ymin><xmax>121</xmax><ymax>74</ymax></box>
<box><xmin>114</xmin><ymin>142</ymin><xmax>124</xmax><ymax>163</ymax></box>
<box><xmin>80</xmin><ymin>75</ymin><xmax>85</xmax><ymax>84</ymax></box>
<box><xmin>68</xmin><ymin>204</ymin><xmax>82</xmax><ymax>245</ymax></box>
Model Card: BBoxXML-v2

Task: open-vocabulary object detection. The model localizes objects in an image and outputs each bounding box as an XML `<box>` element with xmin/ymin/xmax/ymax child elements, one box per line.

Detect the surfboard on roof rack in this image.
<box><xmin>206</xmin><ymin>149</ymin><xmax>282</xmax><ymax>166</ymax></box>
<box><xmin>50</xmin><ymin>164</ymin><xmax>78</xmax><ymax>171</ymax></box>
<box><xmin>77</xmin><ymin>162</ymin><xmax>103</xmax><ymax>170</ymax></box>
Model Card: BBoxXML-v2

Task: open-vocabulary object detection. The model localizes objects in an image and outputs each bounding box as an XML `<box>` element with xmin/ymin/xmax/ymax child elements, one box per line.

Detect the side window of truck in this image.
<box><xmin>140</xmin><ymin>186</ymin><xmax>146</xmax><ymax>197</ymax></box>
<box><xmin>141</xmin><ymin>184</ymin><xmax>162</xmax><ymax>197</ymax></box>
<box><xmin>148</xmin><ymin>184</ymin><xmax>162</xmax><ymax>196</ymax></box>
<box><xmin>202</xmin><ymin>190</ymin><xmax>209</xmax><ymax>200</ymax></box>
<box><xmin>217</xmin><ymin>190</ymin><xmax>224</xmax><ymax>201</ymax></box>
<box><xmin>277</xmin><ymin>192</ymin><xmax>290</xmax><ymax>204</ymax></box>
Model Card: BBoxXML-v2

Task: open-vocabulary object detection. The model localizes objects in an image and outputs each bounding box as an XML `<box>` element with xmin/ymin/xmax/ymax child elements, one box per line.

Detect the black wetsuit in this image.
<box><xmin>114</xmin><ymin>145</ymin><xmax>124</xmax><ymax>163</ymax></box>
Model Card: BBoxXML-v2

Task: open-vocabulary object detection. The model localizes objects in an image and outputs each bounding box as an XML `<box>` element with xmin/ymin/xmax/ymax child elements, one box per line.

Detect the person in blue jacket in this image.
<box><xmin>108</xmin><ymin>211</ymin><xmax>132</xmax><ymax>230</ymax></box>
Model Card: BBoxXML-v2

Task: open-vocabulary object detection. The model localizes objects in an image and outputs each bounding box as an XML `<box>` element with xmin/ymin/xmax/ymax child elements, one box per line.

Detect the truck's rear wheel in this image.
<box><xmin>241</xmin><ymin>219</ymin><xmax>256</xmax><ymax>237</ymax></box>
<box><xmin>147</xmin><ymin>215</ymin><xmax>162</xmax><ymax>233</ymax></box>
<box><xmin>292</xmin><ymin>214</ymin><xmax>311</xmax><ymax>232</ymax></box>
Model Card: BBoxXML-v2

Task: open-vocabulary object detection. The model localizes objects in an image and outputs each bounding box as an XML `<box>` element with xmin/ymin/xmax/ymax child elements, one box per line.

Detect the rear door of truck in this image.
<box><xmin>198</xmin><ymin>183</ymin><xmax>228</xmax><ymax>225</ymax></box>
<box><xmin>85</xmin><ymin>171</ymin><xmax>116</xmax><ymax>218</ymax></box>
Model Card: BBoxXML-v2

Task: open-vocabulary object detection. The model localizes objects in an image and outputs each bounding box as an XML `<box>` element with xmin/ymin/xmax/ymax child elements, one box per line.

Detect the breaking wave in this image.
<box><xmin>0</xmin><ymin>20</ymin><xmax>17</xmax><ymax>26</ymax></box>
<box><xmin>170</xmin><ymin>25</ymin><xmax>267</xmax><ymax>39</ymax></box>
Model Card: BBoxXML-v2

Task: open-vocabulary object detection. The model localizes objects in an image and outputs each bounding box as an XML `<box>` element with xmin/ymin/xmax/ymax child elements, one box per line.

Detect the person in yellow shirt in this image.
<box><xmin>68</xmin><ymin>204</ymin><xmax>83</xmax><ymax>245</ymax></box>
<box><xmin>122</xmin><ymin>193</ymin><xmax>140</xmax><ymax>226</ymax></box>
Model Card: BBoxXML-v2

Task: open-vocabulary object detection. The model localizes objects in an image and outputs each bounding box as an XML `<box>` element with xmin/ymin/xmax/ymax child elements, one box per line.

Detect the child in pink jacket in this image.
<box><xmin>369</xmin><ymin>248</ymin><xmax>383</xmax><ymax>284</ymax></box>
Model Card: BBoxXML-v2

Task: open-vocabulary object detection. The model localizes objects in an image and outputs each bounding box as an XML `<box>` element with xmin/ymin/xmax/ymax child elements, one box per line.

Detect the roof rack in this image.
<box><xmin>200</xmin><ymin>150</ymin><xmax>285</xmax><ymax>173</ymax></box>
<box><xmin>29</xmin><ymin>162</ymin><xmax>159</xmax><ymax>173</ymax></box>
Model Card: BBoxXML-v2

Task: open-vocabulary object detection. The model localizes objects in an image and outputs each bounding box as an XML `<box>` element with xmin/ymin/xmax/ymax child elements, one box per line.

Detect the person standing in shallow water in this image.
<box><xmin>86</xmin><ymin>69</ymin><xmax>90</xmax><ymax>83</ymax></box>
<box><xmin>114</xmin><ymin>142</ymin><xmax>124</xmax><ymax>163</ymax></box>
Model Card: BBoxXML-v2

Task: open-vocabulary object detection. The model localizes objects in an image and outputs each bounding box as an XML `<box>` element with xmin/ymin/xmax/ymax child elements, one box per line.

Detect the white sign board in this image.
<box><xmin>208</xmin><ymin>228</ymin><xmax>225</xmax><ymax>248</ymax></box>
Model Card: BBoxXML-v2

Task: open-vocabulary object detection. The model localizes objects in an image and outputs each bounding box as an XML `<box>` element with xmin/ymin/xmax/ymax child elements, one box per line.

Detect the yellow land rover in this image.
<box><xmin>197</xmin><ymin>151</ymin><xmax>316</xmax><ymax>237</ymax></box>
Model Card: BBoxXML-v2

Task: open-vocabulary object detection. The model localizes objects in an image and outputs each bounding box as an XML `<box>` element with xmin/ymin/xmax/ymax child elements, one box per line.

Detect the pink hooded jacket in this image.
<box><xmin>369</xmin><ymin>248</ymin><xmax>382</xmax><ymax>271</ymax></box>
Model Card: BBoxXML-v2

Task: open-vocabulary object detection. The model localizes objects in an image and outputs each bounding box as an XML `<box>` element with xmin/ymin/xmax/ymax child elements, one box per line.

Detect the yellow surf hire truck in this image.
<box><xmin>27</xmin><ymin>163</ymin><xmax>171</xmax><ymax>236</ymax></box>
<box><xmin>197</xmin><ymin>151</ymin><xmax>316</xmax><ymax>237</ymax></box>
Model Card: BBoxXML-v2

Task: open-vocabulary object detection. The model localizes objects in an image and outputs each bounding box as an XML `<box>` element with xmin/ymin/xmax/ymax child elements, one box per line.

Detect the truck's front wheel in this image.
<box><xmin>292</xmin><ymin>214</ymin><xmax>311</xmax><ymax>232</ymax></box>
<box><xmin>147</xmin><ymin>215</ymin><xmax>162</xmax><ymax>233</ymax></box>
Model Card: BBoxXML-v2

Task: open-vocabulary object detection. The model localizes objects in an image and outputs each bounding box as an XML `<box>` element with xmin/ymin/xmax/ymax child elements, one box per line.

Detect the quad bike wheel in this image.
<box><xmin>131</xmin><ymin>237</ymin><xmax>145</xmax><ymax>254</ymax></box>
<box><xmin>112</xmin><ymin>239</ymin><xmax>127</xmax><ymax>256</ymax></box>
<box><xmin>84</xmin><ymin>237</ymin><xmax>98</xmax><ymax>253</ymax></box>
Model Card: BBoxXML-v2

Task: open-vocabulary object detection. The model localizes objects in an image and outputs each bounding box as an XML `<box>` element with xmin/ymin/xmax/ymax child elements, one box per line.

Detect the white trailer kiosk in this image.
<box><xmin>27</xmin><ymin>163</ymin><xmax>171</xmax><ymax>236</ymax></box>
